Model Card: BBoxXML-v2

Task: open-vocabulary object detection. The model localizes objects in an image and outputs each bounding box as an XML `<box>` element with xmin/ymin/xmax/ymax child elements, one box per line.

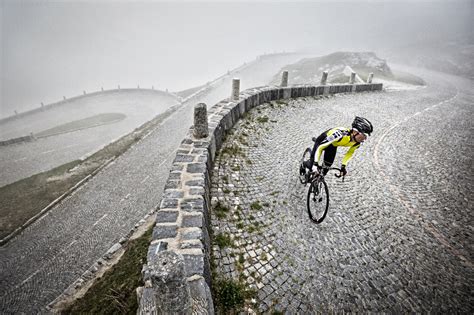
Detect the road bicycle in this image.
<box><xmin>299</xmin><ymin>144</ymin><xmax>344</xmax><ymax>224</ymax></box>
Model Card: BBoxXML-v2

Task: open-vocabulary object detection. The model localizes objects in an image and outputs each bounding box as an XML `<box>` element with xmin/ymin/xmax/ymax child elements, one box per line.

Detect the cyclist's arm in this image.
<box><xmin>341</xmin><ymin>144</ymin><xmax>360</xmax><ymax>166</ymax></box>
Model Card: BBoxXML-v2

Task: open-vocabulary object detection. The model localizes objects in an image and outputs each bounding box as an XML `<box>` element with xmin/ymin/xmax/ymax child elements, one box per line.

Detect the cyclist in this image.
<box><xmin>299</xmin><ymin>116</ymin><xmax>373</xmax><ymax>181</ymax></box>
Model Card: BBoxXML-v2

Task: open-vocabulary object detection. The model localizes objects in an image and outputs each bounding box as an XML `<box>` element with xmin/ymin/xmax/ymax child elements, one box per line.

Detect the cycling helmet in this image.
<box><xmin>352</xmin><ymin>116</ymin><xmax>373</xmax><ymax>135</ymax></box>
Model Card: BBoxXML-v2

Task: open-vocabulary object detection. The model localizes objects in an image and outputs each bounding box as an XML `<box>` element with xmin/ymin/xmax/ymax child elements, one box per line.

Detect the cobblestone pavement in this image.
<box><xmin>211</xmin><ymin>69</ymin><xmax>473</xmax><ymax>313</ymax></box>
<box><xmin>0</xmin><ymin>54</ymin><xmax>309</xmax><ymax>313</ymax></box>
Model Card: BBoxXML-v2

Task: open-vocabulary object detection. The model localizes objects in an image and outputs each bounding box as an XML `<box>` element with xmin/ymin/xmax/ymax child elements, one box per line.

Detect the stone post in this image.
<box><xmin>349</xmin><ymin>72</ymin><xmax>356</xmax><ymax>84</ymax></box>
<box><xmin>280</xmin><ymin>71</ymin><xmax>288</xmax><ymax>87</ymax></box>
<box><xmin>231</xmin><ymin>78</ymin><xmax>240</xmax><ymax>101</ymax></box>
<box><xmin>194</xmin><ymin>103</ymin><xmax>209</xmax><ymax>139</ymax></box>
<box><xmin>321</xmin><ymin>71</ymin><xmax>328</xmax><ymax>85</ymax></box>
<box><xmin>367</xmin><ymin>73</ymin><xmax>374</xmax><ymax>83</ymax></box>
<box><xmin>139</xmin><ymin>251</ymin><xmax>192</xmax><ymax>315</ymax></box>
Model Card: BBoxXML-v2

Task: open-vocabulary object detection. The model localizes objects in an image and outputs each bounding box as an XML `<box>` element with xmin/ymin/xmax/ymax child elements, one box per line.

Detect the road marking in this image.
<box><xmin>40</xmin><ymin>149</ymin><xmax>56</xmax><ymax>155</ymax></box>
<box><xmin>373</xmin><ymin>89</ymin><xmax>471</xmax><ymax>267</ymax></box>
<box><xmin>64</xmin><ymin>144</ymin><xmax>79</xmax><ymax>149</ymax></box>
<box><xmin>140</xmin><ymin>175</ymin><xmax>150</xmax><ymax>184</ymax></box>
<box><xmin>14</xmin><ymin>157</ymin><xmax>27</xmax><ymax>163</ymax></box>
<box><xmin>20</xmin><ymin>269</ymin><xmax>40</xmax><ymax>286</ymax></box>
<box><xmin>92</xmin><ymin>214</ymin><xmax>108</xmax><ymax>226</ymax></box>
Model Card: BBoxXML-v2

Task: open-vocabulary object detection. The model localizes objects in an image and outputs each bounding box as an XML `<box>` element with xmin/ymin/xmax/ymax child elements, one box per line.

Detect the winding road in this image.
<box><xmin>0</xmin><ymin>53</ymin><xmax>310</xmax><ymax>313</ymax></box>
<box><xmin>211</xmin><ymin>67</ymin><xmax>473</xmax><ymax>312</ymax></box>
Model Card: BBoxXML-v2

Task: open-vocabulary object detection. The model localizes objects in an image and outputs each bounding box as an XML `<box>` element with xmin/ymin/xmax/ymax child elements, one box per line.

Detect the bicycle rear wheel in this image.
<box><xmin>299</xmin><ymin>147</ymin><xmax>312</xmax><ymax>184</ymax></box>
<box><xmin>307</xmin><ymin>179</ymin><xmax>329</xmax><ymax>223</ymax></box>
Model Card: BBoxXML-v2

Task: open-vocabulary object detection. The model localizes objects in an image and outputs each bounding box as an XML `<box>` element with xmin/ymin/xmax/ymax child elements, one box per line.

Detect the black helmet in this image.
<box><xmin>352</xmin><ymin>116</ymin><xmax>373</xmax><ymax>135</ymax></box>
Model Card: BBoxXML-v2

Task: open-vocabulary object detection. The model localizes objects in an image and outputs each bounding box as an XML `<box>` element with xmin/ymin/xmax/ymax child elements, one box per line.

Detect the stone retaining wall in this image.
<box><xmin>138</xmin><ymin>82</ymin><xmax>382</xmax><ymax>314</ymax></box>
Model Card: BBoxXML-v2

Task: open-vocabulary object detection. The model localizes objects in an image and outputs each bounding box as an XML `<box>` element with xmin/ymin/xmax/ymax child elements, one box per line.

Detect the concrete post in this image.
<box><xmin>139</xmin><ymin>251</ymin><xmax>192</xmax><ymax>315</ymax></box>
<box><xmin>280</xmin><ymin>71</ymin><xmax>288</xmax><ymax>87</ymax></box>
<box><xmin>367</xmin><ymin>73</ymin><xmax>374</xmax><ymax>83</ymax></box>
<box><xmin>194</xmin><ymin>103</ymin><xmax>209</xmax><ymax>139</ymax></box>
<box><xmin>321</xmin><ymin>71</ymin><xmax>329</xmax><ymax>85</ymax></box>
<box><xmin>232</xmin><ymin>78</ymin><xmax>240</xmax><ymax>101</ymax></box>
<box><xmin>349</xmin><ymin>72</ymin><xmax>356</xmax><ymax>84</ymax></box>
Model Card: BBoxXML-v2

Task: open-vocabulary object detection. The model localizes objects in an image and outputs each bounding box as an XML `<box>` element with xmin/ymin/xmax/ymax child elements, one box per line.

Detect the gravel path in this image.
<box><xmin>211</xmin><ymin>68</ymin><xmax>473</xmax><ymax>313</ymax></box>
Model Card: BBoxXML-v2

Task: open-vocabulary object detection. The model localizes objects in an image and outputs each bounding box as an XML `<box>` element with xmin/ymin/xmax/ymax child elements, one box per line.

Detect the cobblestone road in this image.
<box><xmin>211</xmin><ymin>69</ymin><xmax>473</xmax><ymax>313</ymax></box>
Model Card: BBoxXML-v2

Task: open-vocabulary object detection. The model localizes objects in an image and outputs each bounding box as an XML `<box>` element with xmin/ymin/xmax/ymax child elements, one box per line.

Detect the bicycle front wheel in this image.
<box><xmin>307</xmin><ymin>179</ymin><xmax>329</xmax><ymax>223</ymax></box>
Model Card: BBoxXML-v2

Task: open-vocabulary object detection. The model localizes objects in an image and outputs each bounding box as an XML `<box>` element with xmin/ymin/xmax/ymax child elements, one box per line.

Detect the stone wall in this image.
<box><xmin>137</xmin><ymin>82</ymin><xmax>383</xmax><ymax>314</ymax></box>
<box><xmin>0</xmin><ymin>135</ymin><xmax>35</xmax><ymax>147</ymax></box>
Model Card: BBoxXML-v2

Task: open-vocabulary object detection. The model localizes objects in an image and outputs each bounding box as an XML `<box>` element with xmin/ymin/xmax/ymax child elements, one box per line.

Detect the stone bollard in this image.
<box><xmin>280</xmin><ymin>71</ymin><xmax>288</xmax><ymax>87</ymax></box>
<box><xmin>83</xmin><ymin>90</ymin><xmax>86</xmax><ymax>95</ymax></box>
<box><xmin>41</xmin><ymin>102</ymin><xmax>45</xmax><ymax>107</ymax></box>
<box><xmin>14</xmin><ymin>110</ymin><xmax>18</xmax><ymax>116</ymax></box>
<box><xmin>152</xmin><ymin>86</ymin><xmax>154</xmax><ymax>90</ymax></box>
<box><xmin>231</xmin><ymin>78</ymin><xmax>240</xmax><ymax>101</ymax></box>
<box><xmin>367</xmin><ymin>73</ymin><xmax>374</xmax><ymax>83</ymax></box>
<box><xmin>118</xmin><ymin>85</ymin><xmax>121</xmax><ymax>90</ymax></box>
<box><xmin>349</xmin><ymin>72</ymin><xmax>356</xmax><ymax>84</ymax></box>
<box><xmin>139</xmin><ymin>251</ymin><xmax>192</xmax><ymax>315</ymax></box>
<box><xmin>321</xmin><ymin>71</ymin><xmax>329</xmax><ymax>85</ymax></box>
<box><xmin>101</xmin><ymin>87</ymin><xmax>104</xmax><ymax>91</ymax></box>
<box><xmin>194</xmin><ymin>103</ymin><xmax>209</xmax><ymax>139</ymax></box>
<box><xmin>138</xmin><ymin>85</ymin><xmax>140</xmax><ymax>89</ymax></box>
<box><xmin>63</xmin><ymin>96</ymin><xmax>66</xmax><ymax>100</ymax></box>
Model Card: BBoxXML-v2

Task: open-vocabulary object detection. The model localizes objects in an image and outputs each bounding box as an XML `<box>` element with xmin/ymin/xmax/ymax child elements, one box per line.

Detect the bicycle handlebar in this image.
<box><xmin>321</xmin><ymin>167</ymin><xmax>345</xmax><ymax>181</ymax></box>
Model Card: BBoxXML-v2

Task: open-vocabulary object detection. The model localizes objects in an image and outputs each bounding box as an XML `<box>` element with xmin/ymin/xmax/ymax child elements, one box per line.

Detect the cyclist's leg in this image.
<box><xmin>306</xmin><ymin>132</ymin><xmax>327</xmax><ymax>169</ymax></box>
<box><xmin>322</xmin><ymin>145</ymin><xmax>337</xmax><ymax>175</ymax></box>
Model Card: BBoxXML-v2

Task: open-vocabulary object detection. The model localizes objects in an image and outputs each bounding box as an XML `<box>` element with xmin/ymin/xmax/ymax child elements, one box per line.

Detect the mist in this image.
<box><xmin>1</xmin><ymin>0</ymin><xmax>472</xmax><ymax>117</ymax></box>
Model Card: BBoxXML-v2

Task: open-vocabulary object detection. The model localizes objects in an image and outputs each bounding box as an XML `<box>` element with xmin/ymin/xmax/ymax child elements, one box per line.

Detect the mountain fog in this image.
<box><xmin>1</xmin><ymin>0</ymin><xmax>472</xmax><ymax>118</ymax></box>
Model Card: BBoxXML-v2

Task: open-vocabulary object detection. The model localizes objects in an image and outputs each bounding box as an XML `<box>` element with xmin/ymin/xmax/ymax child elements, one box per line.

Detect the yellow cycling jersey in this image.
<box><xmin>315</xmin><ymin>127</ymin><xmax>361</xmax><ymax>166</ymax></box>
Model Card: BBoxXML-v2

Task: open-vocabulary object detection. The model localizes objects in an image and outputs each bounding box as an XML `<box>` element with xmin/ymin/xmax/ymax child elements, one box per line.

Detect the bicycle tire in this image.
<box><xmin>299</xmin><ymin>147</ymin><xmax>312</xmax><ymax>184</ymax></box>
<box><xmin>307</xmin><ymin>178</ymin><xmax>329</xmax><ymax>223</ymax></box>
